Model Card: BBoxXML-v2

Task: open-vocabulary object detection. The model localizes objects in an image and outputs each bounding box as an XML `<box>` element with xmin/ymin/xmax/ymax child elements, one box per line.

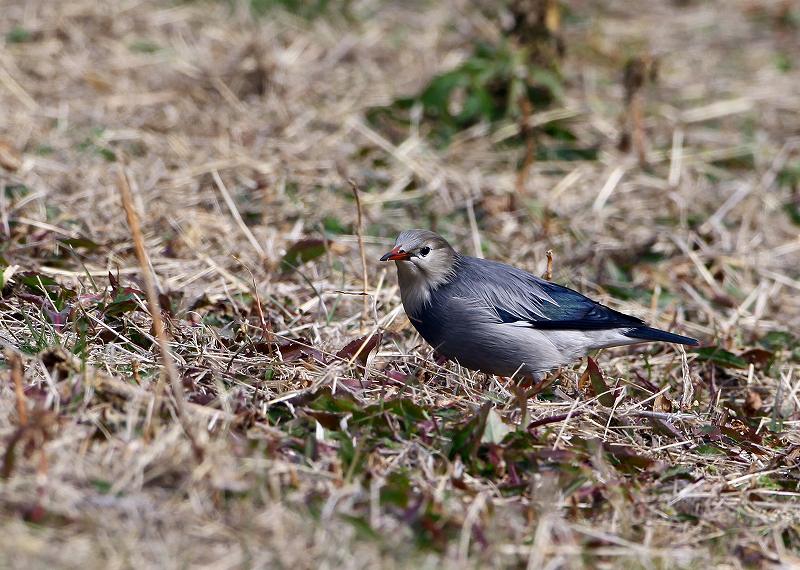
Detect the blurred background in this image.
<box><xmin>3</xmin><ymin>0</ymin><xmax>800</xmax><ymax>337</ymax></box>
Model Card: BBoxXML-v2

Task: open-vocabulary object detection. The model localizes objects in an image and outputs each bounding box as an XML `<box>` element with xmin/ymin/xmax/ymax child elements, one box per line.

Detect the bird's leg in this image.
<box><xmin>510</xmin><ymin>382</ymin><xmax>530</xmax><ymax>431</ymax></box>
<box><xmin>525</xmin><ymin>369</ymin><xmax>560</xmax><ymax>399</ymax></box>
<box><xmin>509</xmin><ymin>370</ymin><xmax>562</xmax><ymax>431</ymax></box>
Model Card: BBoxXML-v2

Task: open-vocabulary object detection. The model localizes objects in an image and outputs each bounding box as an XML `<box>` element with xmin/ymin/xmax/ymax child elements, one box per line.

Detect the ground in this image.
<box><xmin>1</xmin><ymin>0</ymin><xmax>800</xmax><ymax>568</ymax></box>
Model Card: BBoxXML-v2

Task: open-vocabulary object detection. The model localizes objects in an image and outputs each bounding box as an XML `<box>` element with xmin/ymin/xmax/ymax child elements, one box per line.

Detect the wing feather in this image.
<box><xmin>451</xmin><ymin>256</ymin><xmax>645</xmax><ymax>331</ymax></box>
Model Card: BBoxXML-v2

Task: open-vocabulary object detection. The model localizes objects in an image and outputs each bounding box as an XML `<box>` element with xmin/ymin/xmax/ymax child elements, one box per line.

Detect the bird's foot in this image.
<box><xmin>505</xmin><ymin>370</ymin><xmax>562</xmax><ymax>430</ymax></box>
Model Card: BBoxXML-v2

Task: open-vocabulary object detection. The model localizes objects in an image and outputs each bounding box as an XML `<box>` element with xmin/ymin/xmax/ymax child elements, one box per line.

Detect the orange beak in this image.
<box><xmin>380</xmin><ymin>246</ymin><xmax>412</xmax><ymax>262</ymax></box>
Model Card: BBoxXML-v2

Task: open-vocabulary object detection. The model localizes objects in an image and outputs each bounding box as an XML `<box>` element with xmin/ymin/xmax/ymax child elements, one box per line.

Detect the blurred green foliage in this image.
<box><xmin>369</xmin><ymin>41</ymin><xmax>562</xmax><ymax>147</ymax></box>
<box><xmin>6</xmin><ymin>26</ymin><xmax>32</xmax><ymax>43</ymax></box>
<box><xmin>248</xmin><ymin>0</ymin><xmax>345</xmax><ymax>19</ymax></box>
<box><xmin>368</xmin><ymin>1</ymin><xmax>569</xmax><ymax>148</ymax></box>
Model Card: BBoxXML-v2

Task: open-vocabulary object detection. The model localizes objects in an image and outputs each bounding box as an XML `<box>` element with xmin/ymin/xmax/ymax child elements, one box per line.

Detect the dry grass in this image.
<box><xmin>2</xmin><ymin>0</ymin><xmax>800</xmax><ymax>568</ymax></box>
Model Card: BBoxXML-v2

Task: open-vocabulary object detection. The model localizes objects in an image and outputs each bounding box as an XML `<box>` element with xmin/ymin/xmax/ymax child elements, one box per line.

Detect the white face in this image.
<box><xmin>381</xmin><ymin>233</ymin><xmax>455</xmax><ymax>286</ymax></box>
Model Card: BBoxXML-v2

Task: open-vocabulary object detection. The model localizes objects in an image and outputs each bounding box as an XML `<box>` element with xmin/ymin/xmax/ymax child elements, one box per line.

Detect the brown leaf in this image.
<box><xmin>744</xmin><ymin>390</ymin><xmax>762</xmax><ymax>416</ymax></box>
<box><xmin>653</xmin><ymin>392</ymin><xmax>673</xmax><ymax>413</ymax></box>
<box><xmin>335</xmin><ymin>332</ymin><xmax>382</xmax><ymax>366</ymax></box>
<box><xmin>605</xmin><ymin>443</ymin><xmax>655</xmax><ymax>472</ymax></box>
<box><xmin>581</xmin><ymin>357</ymin><xmax>614</xmax><ymax>406</ymax></box>
<box><xmin>739</xmin><ymin>348</ymin><xmax>773</xmax><ymax>368</ymax></box>
<box><xmin>632</xmin><ymin>371</ymin><xmax>660</xmax><ymax>393</ymax></box>
<box><xmin>0</xmin><ymin>140</ymin><xmax>21</xmax><ymax>172</ymax></box>
<box><xmin>45</xmin><ymin>306</ymin><xmax>72</xmax><ymax>332</ymax></box>
<box><xmin>281</xmin><ymin>239</ymin><xmax>326</xmax><ymax>273</ymax></box>
<box><xmin>83</xmin><ymin>71</ymin><xmax>113</xmax><ymax>93</ymax></box>
<box><xmin>278</xmin><ymin>338</ymin><xmax>326</xmax><ymax>364</ymax></box>
<box><xmin>649</xmin><ymin>418</ymin><xmax>683</xmax><ymax>438</ymax></box>
<box><xmin>384</xmin><ymin>370</ymin><xmax>403</xmax><ymax>381</ymax></box>
<box><xmin>578</xmin><ymin>366</ymin><xmax>591</xmax><ymax>393</ymax></box>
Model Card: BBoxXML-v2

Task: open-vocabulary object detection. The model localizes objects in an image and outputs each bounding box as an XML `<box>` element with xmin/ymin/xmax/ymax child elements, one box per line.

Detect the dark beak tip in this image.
<box><xmin>379</xmin><ymin>253</ymin><xmax>392</xmax><ymax>262</ymax></box>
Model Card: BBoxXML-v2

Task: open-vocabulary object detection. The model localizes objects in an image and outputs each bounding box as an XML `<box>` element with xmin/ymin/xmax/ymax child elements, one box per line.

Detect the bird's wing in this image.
<box><xmin>451</xmin><ymin>256</ymin><xmax>645</xmax><ymax>331</ymax></box>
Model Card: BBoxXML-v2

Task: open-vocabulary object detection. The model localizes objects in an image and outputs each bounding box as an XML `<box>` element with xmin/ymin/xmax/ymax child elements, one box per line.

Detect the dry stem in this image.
<box><xmin>116</xmin><ymin>166</ymin><xmax>203</xmax><ymax>461</ymax></box>
<box><xmin>347</xmin><ymin>178</ymin><xmax>370</xmax><ymax>328</ymax></box>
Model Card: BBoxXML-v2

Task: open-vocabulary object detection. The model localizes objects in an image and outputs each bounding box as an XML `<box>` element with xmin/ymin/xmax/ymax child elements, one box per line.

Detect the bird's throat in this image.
<box><xmin>396</xmin><ymin>261</ymin><xmax>432</xmax><ymax>316</ymax></box>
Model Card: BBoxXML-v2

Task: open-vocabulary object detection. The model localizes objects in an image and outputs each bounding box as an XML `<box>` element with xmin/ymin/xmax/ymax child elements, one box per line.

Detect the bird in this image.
<box><xmin>380</xmin><ymin>229</ymin><xmax>698</xmax><ymax>381</ymax></box>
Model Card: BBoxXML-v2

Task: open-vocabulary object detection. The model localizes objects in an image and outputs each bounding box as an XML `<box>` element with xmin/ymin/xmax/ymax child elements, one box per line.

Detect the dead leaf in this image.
<box><xmin>649</xmin><ymin>418</ymin><xmax>683</xmax><ymax>438</ymax></box>
<box><xmin>335</xmin><ymin>332</ymin><xmax>382</xmax><ymax>366</ymax></box>
<box><xmin>83</xmin><ymin>71</ymin><xmax>113</xmax><ymax>93</ymax></box>
<box><xmin>744</xmin><ymin>390</ymin><xmax>762</xmax><ymax>416</ymax></box>
<box><xmin>278</xmin><ymin>338</ymin><xmax>326</xmax><ymax>364</ymax></box>
<box><xmin>578</xmin><ymin>366</ymin><xmax>591</xmax><ymax>393</ymax></box>
<box><xmin>384</xmin><ymin>313</ymin><xmax>411</xmax><ymax>334</ymax></box>
<box><xmin>0</xmin><ymin>140</ymin><xmax>21</xmax><ymax>172</ymax></box>
<box><xmin>581</xmin><ymin>357</ymin><xmax>614</xmax><ymax>406</ymax></box>
<box><xmin>653</xmin><ymin>392</ymin><xmax>673</xmax><ymax>413</ymax></box>
<box><xmin>740</xmin><ymin>348</ymin><xmax>773</xmax><ymax>368</ymax></box>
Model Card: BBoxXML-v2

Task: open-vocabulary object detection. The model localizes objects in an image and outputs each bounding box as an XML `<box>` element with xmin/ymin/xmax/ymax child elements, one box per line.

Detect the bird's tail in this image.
<box><xmin>623</xmin><ymin>326</ymin><xmax>699</xmax><ymax>346</ymax></box>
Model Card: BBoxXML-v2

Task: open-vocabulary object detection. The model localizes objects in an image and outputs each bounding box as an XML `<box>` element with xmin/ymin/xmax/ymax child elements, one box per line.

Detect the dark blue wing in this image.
<box><xmin>451</xmin><ymin>256</ymin><xmax>645</xmax><ymax>331</ymax></box>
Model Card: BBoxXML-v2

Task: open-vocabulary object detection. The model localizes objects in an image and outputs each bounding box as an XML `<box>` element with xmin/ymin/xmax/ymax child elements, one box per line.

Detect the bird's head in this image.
<box><xmin>380</xmin><ymin>229</ymin><xmax>457</xmax><ymax>295</ymax></box>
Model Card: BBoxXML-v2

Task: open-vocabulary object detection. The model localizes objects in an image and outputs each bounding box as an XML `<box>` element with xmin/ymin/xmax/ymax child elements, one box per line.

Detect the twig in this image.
<box><xmin>212</xmin><ymin>169</ymin><xmax>266</xmax><ymax>259</ymax></box>
<box><xmin>542</xmin><ymin>250</ymin><xmax>553</xmax><ymax>281</ymax></box>
<box><xmin>0</xmin><ymin>63</ymin><xmax>38</xmax><ymax>111</ymax></box>
<box><xmin>7</xmin><ymin>350</ymin><xmax>28</xmax><ymax>426</ymax></box>
<box><xmin>117</xmin><ymin>166</ymin><xmax>204</xmax><ymax>461</ymax></box>
<box><xmin>514</xmin><ymin>95</ymin><xmax>535</xmax><ymax>210</ymax></box>
<box><xmin>233</xmin><ymin>256</ymin><xmax>272</xmax><ymax>345</ymax></box>
<box><xmin>527</xmin><ymin>411</ymin><xmax>583</xmax><ymax>430</ymax></box>
<box><xmin>347</xmin><ymin>178</ymin><xmax>369</xmax><ymax>328</ymax></box>
<box><xmin>466</xmin><ymin>199</ymin><xmax>482</xmax><ymax>259</ymax></box>
<box><xmin>679</xmin><ymin>345</ymin><xmax>694</xmax><ymax>410</ymax></box>
<box><xmin>622</xmin><ymin>409</ymin><xmax>701</xmax><ymax>421</ymax></box>
<box><xmin>592</xmin><ymin>166</ymin><xmax>625</xmax><ymax>212</ymax></box>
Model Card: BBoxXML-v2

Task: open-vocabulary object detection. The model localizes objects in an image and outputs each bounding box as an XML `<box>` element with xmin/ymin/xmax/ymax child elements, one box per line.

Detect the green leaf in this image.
<box><xmin>129</xmin><ymin>39</ymin><xmax>160</xmax><ymax>53</ymax></box>
<box><xmin>529</xmin><ymin>68</ymin><xmax>565</xmax><ymax>101</ymax></box>
<box><xmin>659</xmin><ymin>466</ymin><xmax>694</xmax><ymax>482</ymax></box>
<box><xmin>280</xmin><ymin>239</ymin><xmax>326</xmax><ymax>273</ymax></box>
<box><xmin>97</xmin><ymin>147</ymin><xmax>116</xmax><ymax>162</ymax></box>
<box><xmin>4</xmin><ymin>184</ymin><xmax>30</xmax><ymax>200</ymax></box>
<box><xmin>536</xmin><ymin>145</ymin><xmax>599</xmax><ymax>161</ymax></box>
<box><xmin>322</xmin><ymin>216</ymin><xmax>348</xmax><ymax>234</ymax></box>
<box><xmin>448</xmin><ymin>403</ymin><xmax>490</xmax><ymax>462</ymax></box>
<box><xmin>458</xmin><ymin>87</ymin><xmax>496</xmax><ymax>123</ymax></box>
<box><xmin>378</xmin><ymin>399</ymin><xmax>428</xmax><ymax>425</ymax></box>
<box><xmin>420</xmin><ymin>70</ymin><xmax>464</xmax><ymax>113</ymax></box>
<box><xmin>90</xmin><ymin>479</ymin><xmax>112</xmax><ymax>494</ymax></box>
<box><xmin>694</xmin><ymin>444</ymin><xmax>728</xmax><ymax>456</ymax></box>
<box><xmin>17</xmin><ymin>272</ymin><xmax>60</xmax><ymax>293</ymax></box>
<box><xmin>759</xmin><ymin>330</ymin><xmax>795</xmax><ymax>351</ymax></box>
<box><xmin>692</xmin><ymin>347</ymin><xmax>748</xmax><ymax>369</ymax></box>
<box><xmin>380</xmin><ymin>471</ymin><xmax>412</xmax><ymax>508</ymax></box>
<box><xmin>103</xmin><ymin>290</ymin><xmax>142</xmax><ymax>317</ymax></box>
<box><xmin>6</xmin><ymin>27</ymin><xmax>32</xmax><ymax>43</ymax></box>
<box><xmin>339</xmin><ymin>514</ymin><xmax>380</xmax><ymax>540</ymax></box>
<box><xmin>481</xmin><ymin>409</ymin><xmax>511</xmax><ymax>444</ymax></box>
<box><xmin>784</xmin><ymin>202</ymin><xmax>800</xmax><ymax>226</ymax></box>
<box><xmin>308</xmin><ymin>390</ymin><xmax>360</xmax><ymax>414</ymax></box>
<box><xmin>59</xmin><ymin>237</ymin><xmax>101</xmax><ymax>251</ymax></box>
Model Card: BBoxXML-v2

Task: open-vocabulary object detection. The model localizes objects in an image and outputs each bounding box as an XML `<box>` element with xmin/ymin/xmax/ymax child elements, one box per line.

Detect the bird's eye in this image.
<box><xmin>419</xmin><ymin>246</ymin><xmax>431</xmax><ymax>257</ymax></box>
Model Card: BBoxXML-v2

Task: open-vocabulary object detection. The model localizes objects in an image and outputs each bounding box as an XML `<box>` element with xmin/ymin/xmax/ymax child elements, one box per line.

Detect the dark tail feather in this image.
<box><xmin>624</xmin><ymin>326</ymin><xmax>699</xmax><ymax>346</ymax></box>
